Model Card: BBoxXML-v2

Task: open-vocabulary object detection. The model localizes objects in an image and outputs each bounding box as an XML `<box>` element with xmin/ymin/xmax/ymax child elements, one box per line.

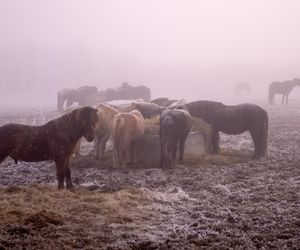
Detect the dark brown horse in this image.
<box><xmin>268</xmin><ymin>78</ymin><xmax>300</xmax><ymax>105</ymax></box>
<box><xmin>184</xmin><ymin>101</ymin><xmax>268</xmax><ymax>158</ymax></box>
<box><xmin>0</xmin><ymin>107</ymin><xmax>99</xmax><ymax>189</ymax></box>
<box><xmin>160</xmin><ymin>109</ymin><xmax>192</xmax><ymax>169</ymax></box>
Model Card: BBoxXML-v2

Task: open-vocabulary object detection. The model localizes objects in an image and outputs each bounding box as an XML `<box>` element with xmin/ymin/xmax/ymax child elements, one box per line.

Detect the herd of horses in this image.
<box><xmin>57</xmin><ymin>82</ymin><xmax>151</xmax><ymax>112</ymax></box>
<box><xmin>0</xmin><ymin>78</ymin><xmax>299</xmax><ymax>189</ymax></box>
<box><xmin>0</xmin><ymin>96</ymin><xmax>269</xmax><ymax>189</ymax></box>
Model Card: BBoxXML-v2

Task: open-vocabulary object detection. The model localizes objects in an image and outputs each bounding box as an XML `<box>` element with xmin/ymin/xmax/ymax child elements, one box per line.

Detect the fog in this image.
<box><xmin>1</xmin><ymin>0</ymin><xmax>300</xmax><ymax>107</ymax></box>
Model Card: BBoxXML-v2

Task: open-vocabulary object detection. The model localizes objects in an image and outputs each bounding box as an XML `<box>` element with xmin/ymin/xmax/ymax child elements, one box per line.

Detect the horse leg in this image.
<box><xmin>100</xmin><ymin>134</ymin><xmax>110</xmax><ymax>160</ymax></box>
<box><xmin>64</xmin><ymin>158</ymin><xmax>73</xmax><ymax>189</ymax></box>
<box><xmin>55</xmin><ymin>159</ymin><xmax>65</xmax><ymax>189</ymax></box>
<box><xmin>74</xmin><ymin>139</ymin><xmax>81</xmax><ymax>156</ymax></box>
<box><xmin>94</xmin><ymin>136</ymin><xmax>101</xmax><ymax>160</ymax></box>
<box><xmin>286</xmin><ymin>93</ymin><xmax>290</xmax><ymax>105</ymax></box>
<box><xmin>178</xmin><ymin>135</ymin><xmax>188</xmax><ymax>164</ymax></box>
<box><xmin>125</xmin><ymin>143</ymin><xmax>132</xmax><ymax>165</ymax></box>
<box><xmin>112</xmin><ymin>147</ymin><xmax>118</xmax><ymax>168</ymax></box>
<box><xmin>212</xmin><ymin>129</ymin><xmax>220</xmax><ymax>154</ymax></box>
<box><xmin>132</xmin><ymin>141</ymin><xmax>138</xmax><ymax>163</ymax></box>
<box><xmin>250</xmin><ymin>130</ymin><xmax>261</xmax><ymax>159</ymax></box>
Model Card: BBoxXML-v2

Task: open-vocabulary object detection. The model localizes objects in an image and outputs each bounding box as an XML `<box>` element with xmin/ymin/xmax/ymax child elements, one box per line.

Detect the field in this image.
<box><xmin>0</xmin><ymin>100</ymin><xmax>299</xmax><ymax>249</ymax></box>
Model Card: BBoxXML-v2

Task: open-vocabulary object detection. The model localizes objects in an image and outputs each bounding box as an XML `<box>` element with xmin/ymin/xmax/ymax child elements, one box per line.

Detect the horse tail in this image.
<box><xmin>113</xmin><ymin>116</ymin><xmax>126</xmax><ymax>163</ymax></box>
<box><xmin>160</xmin><ymin>114</ymin><xmax>175</xmax><ymax>168</ymax></box>
<box><xmin>260</xmin><ymin>110</ymin><xmax>269</xmax><ymax>157</ymax></box>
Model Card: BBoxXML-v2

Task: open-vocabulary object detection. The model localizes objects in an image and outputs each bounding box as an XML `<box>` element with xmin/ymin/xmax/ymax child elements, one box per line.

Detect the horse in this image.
<box><xmin>93</xmin><ymin>104</ymin><xmax>119</xmax><ymax>160</ymax></box>
<box><xmin>0</xmin><ymin>107</ymin><xmax>99</xmax><ymax>189</ymax></box>
<box><xmin>112</xmin><ymin>110</ymin><xmax>145</xmax><ymax>168</ymax></box>
<box><xmin>184</xmin><ymin>101</ymin><xmax>268</xmax><ymax>159</ymax></box>
<box><xmin>57</xmin><ymin>86</ymin><xmax>98</xmax><ymax>112</ymax></box>
<box><xmin>235</xmin><ymin>82</ymin><xmax>251</xmax><ymax>95</ymax></box>
<box><xmin>268</xmin><ymin>78</ymin><xmax>300</xmax><ymax>105</ymax></box>
<box><xmin>160</xmin><ymin>109</ymin><xmax>192</xmax><ymax>169</ymax></box>
<box><xmin>104</xmin><ymin>82</ymin><xmax>151</xmax><ymax>102</ymax></box>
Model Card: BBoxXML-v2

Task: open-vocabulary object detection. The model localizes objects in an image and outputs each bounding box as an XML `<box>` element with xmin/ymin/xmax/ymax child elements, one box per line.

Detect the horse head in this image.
<box><xmin>74</xmin><ymin>107</ymin><xmax>99</xmax><ymax>142</ymax></box>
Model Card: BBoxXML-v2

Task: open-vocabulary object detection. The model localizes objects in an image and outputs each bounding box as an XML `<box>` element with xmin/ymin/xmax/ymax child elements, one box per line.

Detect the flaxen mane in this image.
<box><xmin>0</xmin><ymin>107</ymin><xmax>99</xmax><ymax>188</ymax></box>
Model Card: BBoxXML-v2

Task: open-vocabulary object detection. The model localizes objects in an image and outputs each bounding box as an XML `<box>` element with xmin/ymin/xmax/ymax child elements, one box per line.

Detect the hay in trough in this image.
<box><xmin>144</xmin><ymin>115</ymin><xmax>212</xmax><ymax>137</ymax></box>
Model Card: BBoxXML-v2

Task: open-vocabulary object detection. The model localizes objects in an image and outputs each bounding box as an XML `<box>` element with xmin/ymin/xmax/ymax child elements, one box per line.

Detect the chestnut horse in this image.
<box><xmin>184</xmin><ymin>101</ymin><xmax>268</xmax><ymax>158</ymax></box>
<box><xmin>112</xmin><ymin>110</ymin><xmax>145</xmax><ymax>168</ymax></box>
<box><xmin>0</xmin><ymin>107</ymin><xmax>99</xmax><ymax>189</ymax></box>
<box><xmin>160</xmin><ymin>109</ymin><xmax>192</xmax><ymax>169</ymax></box>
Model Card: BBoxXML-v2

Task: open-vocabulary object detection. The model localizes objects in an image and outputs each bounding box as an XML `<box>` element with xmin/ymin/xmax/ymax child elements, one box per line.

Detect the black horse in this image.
<box><xmin>184</xmin><ymin>101</ymin><xmax>268</xmax><ymax>159</ymax></box>
<box><xmin>159</xmin><ymin>109</ymin><xmax>192</xmax><ymax>169</ymax></box>
<box><xmin>268</xmin><ymin>78</ymin><xmax>300</xmax><ymax>105</ymax></box>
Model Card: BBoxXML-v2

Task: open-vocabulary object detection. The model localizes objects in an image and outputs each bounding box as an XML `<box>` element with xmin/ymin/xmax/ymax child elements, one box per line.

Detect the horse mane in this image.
<box><xmin>50</xmin><ymin>107</ymin><xmax>96</xmax><ymax>141</ymax></box>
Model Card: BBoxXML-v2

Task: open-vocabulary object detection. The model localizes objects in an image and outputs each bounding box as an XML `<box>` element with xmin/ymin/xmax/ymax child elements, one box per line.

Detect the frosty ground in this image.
<box><xmin>0</xmin><ymin>100</ymin><xmax>299</xmax><ymax>249</ymax></box>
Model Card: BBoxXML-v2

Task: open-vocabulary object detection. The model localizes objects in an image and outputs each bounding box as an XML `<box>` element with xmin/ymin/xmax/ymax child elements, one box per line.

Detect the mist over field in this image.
<box><xmin>1</xmin><ymin>2</ymin><xmax>300</xmax><ymax>249</ymax></box>
<box><xmin>1</xmin><ymin>0</ymin><xmax>300</xmax><ymax>108</ymax></box>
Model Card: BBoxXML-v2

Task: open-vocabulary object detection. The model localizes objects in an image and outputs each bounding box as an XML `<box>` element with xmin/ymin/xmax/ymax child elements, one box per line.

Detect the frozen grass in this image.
<box><xmin>0</xmin><ymin>102</ymin><xmax>300</xmax><ymax>249</ymax></box>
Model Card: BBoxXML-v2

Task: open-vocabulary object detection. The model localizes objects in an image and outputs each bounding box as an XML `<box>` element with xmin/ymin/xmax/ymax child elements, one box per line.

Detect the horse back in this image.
<box><xmin>216</xmin><ymin>104</ymin><xmax>268</xmax><ymax>134</ymax></box>
<box><xmin>0</xmin><ymin>123</ymin><xmax>53</xmax><ymax>162</ymax></box>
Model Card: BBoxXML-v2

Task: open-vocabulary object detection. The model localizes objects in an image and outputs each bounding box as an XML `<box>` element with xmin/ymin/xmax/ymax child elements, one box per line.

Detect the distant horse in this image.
<box><xmin>112</xmin><ymin>110</ymin><xmax>145</xmax><ymax>168</ymax></box>
<box><xmin>160</xmin><ymin>109</ymin><xmax>192</xmax><ymax>169</ymax></box>
<box><xmin>184</xmin><ymin>101</ymin><xmax>268</xmax><ymax>158</ymax></box>
<box><xmin>57</xmin><ymin>86</ymin><xmax>98</xmax><ymax>112</ymax></box>
<box><xmin>268</xmin><ymin>78</ymin><xmax>300</xmax><ymax>105</ymax></box>
<box><xmin>0</xmin><ymin>107</ymin><xmax>99</xmax><ymax>188</ymax></box>
<box><xmin>93</xmin><ymin>104</ymin><xmax>119</xmax><ymax>160</ymax></box>
<box><xmin>104</xmin><ymin>82</ymin><xmax>151</xmax><ymax>102</ymax></box>
<box><xmin>235</xmin><ymin>82</ymin><xmax>251</xmax><ymax>95</ymax></box>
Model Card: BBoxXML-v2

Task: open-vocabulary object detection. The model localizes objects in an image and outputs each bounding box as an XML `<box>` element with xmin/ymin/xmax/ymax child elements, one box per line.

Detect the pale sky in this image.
<box><xmin>0</xmin><ymin>0</ymin><xmax>300</xmax><ymax>100</ymax></box>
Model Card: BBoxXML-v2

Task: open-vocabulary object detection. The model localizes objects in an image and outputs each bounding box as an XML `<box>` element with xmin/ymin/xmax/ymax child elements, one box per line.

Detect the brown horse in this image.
<box><xmin>0</xmin><ymin>107</ymin><xmax>99</xmax><ymax>189</ymax></box>
<box><xmin>94</xmin><ymin>104</ymin><xmax>119</xmax><ymax>160</ymax></box>
<box><xmin>160</xmin><ymin>109</ymin><xmax>192</xmax><ymax>169</ymax></box>
<box><xmin>112</xmin><ymin>110</ymin><xmax>145</xmax><ymax>168</ymax></box>
<box><xmin>268</xmin><ymin>78</ymin><xmax>300</xmax><ymax>105</ymax></box>
<box><xmin>184</xmin><ymin>101</ymin><xmax>268</xmax><ymax>158</ymax></box>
